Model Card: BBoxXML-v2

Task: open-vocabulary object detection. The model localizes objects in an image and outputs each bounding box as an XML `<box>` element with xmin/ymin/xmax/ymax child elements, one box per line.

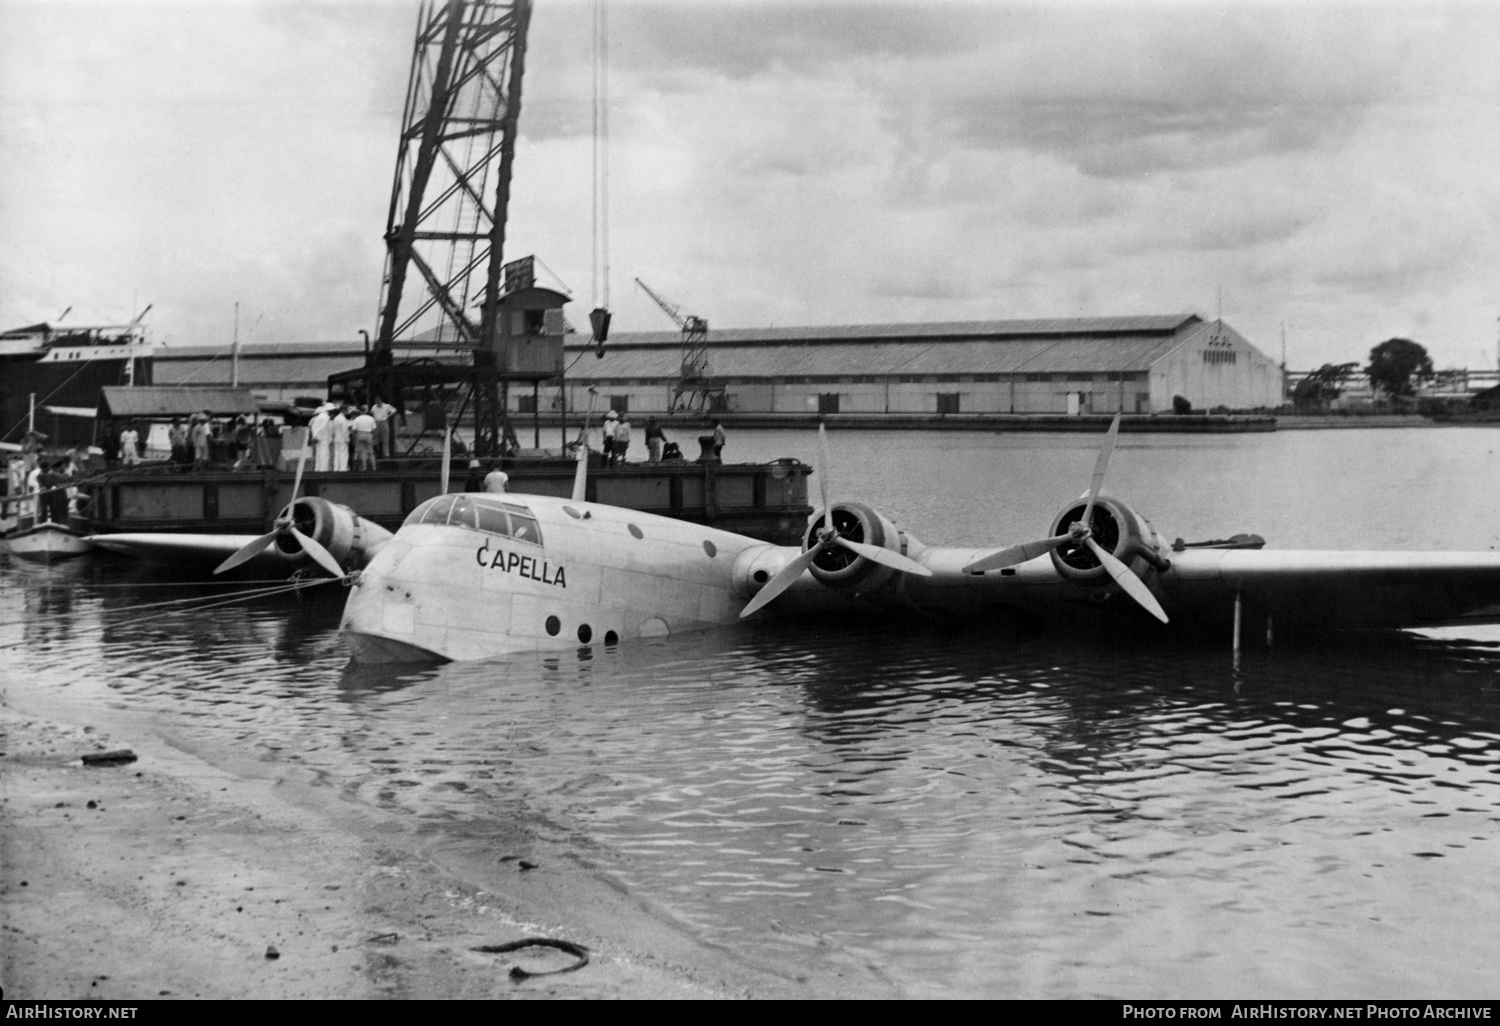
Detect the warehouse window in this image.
<box><xmin>1202</xmin><ymin>350</ymin><xmax>1237</xmax><ymax>365</ymax></box>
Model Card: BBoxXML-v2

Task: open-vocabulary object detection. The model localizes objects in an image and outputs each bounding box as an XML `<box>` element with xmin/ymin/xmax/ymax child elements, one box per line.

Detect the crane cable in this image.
<box><xmin>592</xmin><ymin>0</ymin><xmax>609</xmax><ymax>313</ymax></box>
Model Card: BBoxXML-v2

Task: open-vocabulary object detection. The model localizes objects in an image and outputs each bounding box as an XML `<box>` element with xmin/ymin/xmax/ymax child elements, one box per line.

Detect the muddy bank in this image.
<box><xmin>0</xmin><ymin>689</ymin><xmax>876</xmax><ymax>1000</ymax></box>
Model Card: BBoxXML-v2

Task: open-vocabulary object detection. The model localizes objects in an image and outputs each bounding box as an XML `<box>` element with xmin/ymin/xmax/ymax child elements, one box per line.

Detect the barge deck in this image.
<box><xmin>82</xmin><ymin>457</ymin><xmax>814</xmax><ymax>547</ymax></box>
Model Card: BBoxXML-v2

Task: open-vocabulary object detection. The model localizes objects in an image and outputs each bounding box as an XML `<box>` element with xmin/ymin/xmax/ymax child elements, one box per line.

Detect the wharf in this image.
<box><xmin>82</xmin><ymin>457</ymin><xmax>814</xmax><ymax>546</ymax></box>
<box><xmin>544</xmin><ymin>412</ymin><xmax>1278</xmax><ymax>434</ymax></box>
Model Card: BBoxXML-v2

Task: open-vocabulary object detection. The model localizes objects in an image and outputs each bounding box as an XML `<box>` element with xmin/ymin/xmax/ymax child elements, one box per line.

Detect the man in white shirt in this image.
<box><xmin>119</xmin><ymin>424</ymin><xmax>140</xmax><ymax>465</ymax></box>
<box><xmin>614</xmin><ymin>415</ymin><xmax>632</xmax><ymax>464</ymax></box>
<box><xmin>602</xmin><ymin>410</ymin><xmax>619</xmax><ymax>466</ymax></box>
<box><xmin>309</xmin><ymin>405</ymin><xmax>333</xmax><ymax>472</ymax></box>
<box><xmin>483</xmin><ymin>465</ymin><xmax>509</xmax><ymax>493</ymax></box>
<box><xmin>370</xmin><ymin>397</ymin><xmax>398</xmax><ymax>458</ymax></box>
<box><xmin>330</xmin><ymin>407</ymin><xmax>352</xmax><ymax>472</ymax></box>
<box><xmin>351</xmin><ymin>406</ymin><xmax>378</xmax><ymax>471</ymax></box>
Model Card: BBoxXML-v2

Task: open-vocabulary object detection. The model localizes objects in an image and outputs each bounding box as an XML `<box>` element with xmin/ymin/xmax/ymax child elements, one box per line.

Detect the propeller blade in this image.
<box><xmin>833</xmin><ymin>536</ymin><xmax>933</xmax><ymax>576</ymax></box>
<box><xmin>1082</xmin><ymin>412</ymin><xmax>1122</xmax><ymax>528</ymax></box>
<box><xmin>570</xmin><ymin>441</ymin><xmax>588</xmax><ymax>502</ymax></box>
<box><xmin>1084</xmin><ymin>535</ymin><xmax>1168</xmax><ymax>624</ymax></box>
<box><xmin>961</xmin><ymin>534</ymin><xmax>1072</xmax><ymax>574</ymax></box>
<box><xmin>439</xmin><ymin>428</ymin><xmax>452</xmax><ymax>496</ymax></box>
<box><xmin>292</xmin><ymin>526</ymin><xmax>347</xmax><ymax>579</ymax></box>
<box><xmin>816</xmin><ymin>421</ymin><xmax>834</xmax><ymax>518</ymax></box>
<box><xmin>738</xmin><ymin>542</ymin><xmax>824</xmax><ymax>619</ymax></box>
<box><xmin>290</xmin><ymin>446</ymin><xmax>308</xmax><ymax>503</ymax></box>
<box><xmin>213</xmin><ymin>531</ymin><xmax>279</xmax><ymax>575</ymax></box>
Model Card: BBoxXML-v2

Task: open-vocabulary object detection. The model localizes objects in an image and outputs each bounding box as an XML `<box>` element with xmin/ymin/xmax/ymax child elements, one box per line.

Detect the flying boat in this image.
<box><xmin>91</xmin><ymin>416</ymin><xmax>1500</xmax><ymax>662</ymax></box>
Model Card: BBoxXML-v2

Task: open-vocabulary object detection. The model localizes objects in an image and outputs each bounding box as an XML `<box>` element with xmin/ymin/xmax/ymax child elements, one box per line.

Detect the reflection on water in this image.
<box><xmin>5</xmin><ymin>428</ymin><xmax>1500</xmax><ymax>997</ymax></box>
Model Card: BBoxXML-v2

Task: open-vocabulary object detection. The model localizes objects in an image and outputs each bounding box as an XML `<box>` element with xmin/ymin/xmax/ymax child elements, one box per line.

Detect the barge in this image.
<box><xmin>81</xmin><ymin>456</ymin><xmax>813</xmax><ymax>547</ymax></box>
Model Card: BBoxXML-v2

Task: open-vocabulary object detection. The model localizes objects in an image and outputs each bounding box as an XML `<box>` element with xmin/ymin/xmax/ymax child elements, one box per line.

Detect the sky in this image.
<box><xmin>4</xmin><ymin>0</ymin><xmax>1500</xmax><ymax>371</ymax></box>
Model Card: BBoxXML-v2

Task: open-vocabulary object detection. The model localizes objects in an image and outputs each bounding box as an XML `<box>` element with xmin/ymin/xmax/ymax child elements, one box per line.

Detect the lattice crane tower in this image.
<box><xmin>369</xmin><ymin>0</ymin><xmax>563</xmax><ymax>457</ymax></box>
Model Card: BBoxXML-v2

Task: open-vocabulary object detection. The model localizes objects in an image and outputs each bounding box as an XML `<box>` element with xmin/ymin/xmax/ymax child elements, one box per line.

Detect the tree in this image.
<box><xmin>1292</xmin><ymin>362</ymin><xmax>1359</xmax><ymax>410</ymax></box>
<box><xmin>1366</xmin><ymin>338</ymin><xmax>1433</xmax><ymax>400</ymax></box>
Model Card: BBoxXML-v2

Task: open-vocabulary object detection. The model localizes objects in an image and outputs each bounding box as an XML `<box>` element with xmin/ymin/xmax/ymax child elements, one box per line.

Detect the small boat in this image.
<box><xmin>4</xmin><ymin>518</ymin><xmax>93</xmax><ymax>563</ymax></box>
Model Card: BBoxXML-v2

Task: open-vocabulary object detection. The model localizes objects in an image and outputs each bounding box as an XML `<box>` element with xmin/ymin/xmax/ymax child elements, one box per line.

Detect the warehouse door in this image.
<box><xmin>936</xmin><ymin>392</ymin><xmax>961</xmax><ymax>414</ymax></box>
<box><xmin>818</xmin><ymin>393</ymin><xmax>841</xmax><ymax>414</ymax></box>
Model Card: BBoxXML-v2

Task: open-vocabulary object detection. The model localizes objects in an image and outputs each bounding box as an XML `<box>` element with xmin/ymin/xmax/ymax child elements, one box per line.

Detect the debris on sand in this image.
<box><xmin>81</xmin><ymin>750</ymin><xmax>137</xmax><ymax>766</ymax></box>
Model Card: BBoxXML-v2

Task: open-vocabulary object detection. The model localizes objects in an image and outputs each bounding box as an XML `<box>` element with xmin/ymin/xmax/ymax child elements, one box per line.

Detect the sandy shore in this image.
<box><xmin>0</xmin><ymin>682</ymin><xmax>870</xmax><ymax>1000</ymax></box>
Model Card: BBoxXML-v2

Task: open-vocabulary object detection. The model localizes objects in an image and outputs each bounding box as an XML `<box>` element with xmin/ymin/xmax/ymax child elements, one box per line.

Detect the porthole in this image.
<box><xmin>544</xmin><ymin>615</ymin><xmax>561</xmax><ymax>636</ymax></box>
<box><xmin>753</xmin><ymin>569</ymin><xmax>769</xmax><ymax>584</ymax></box>
<box><xmin>577</xmin><ymin>623</ymin><xmax>593</xmax><ymax>643</ymax></box>
<box><xmin>563</xmin><ymin>505</ymin><xmax>582</xmax><ymax>519</ymax></box>
<box><xmin>703</xmin><ymin>540</ymin><xmax>717</xmax><ymax>557</ymax></box>
<box><xmin>604</xmin><ymin>630</ymin><xmax>619</xmax><ymax>646</ymax></box>
<box><xmin>627</xmin><ymin>523</ymin><xmax>643</xmax><ymax>539</ymax></box>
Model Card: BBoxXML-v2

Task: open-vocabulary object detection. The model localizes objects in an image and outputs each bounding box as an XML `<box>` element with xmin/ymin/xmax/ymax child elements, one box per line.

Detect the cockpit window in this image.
<box><xmin>407</xmin><ymin>494</ymin><xmax>455</xmax><ymax>528</ymax></box>
<box><xmin>401</xmin><ymin>493</ymin><xmax>542</xmax><ymax>545</ymax></box>
<box><xmin>504</xmin><ymin>502</ymin><xmax>541</xmax><ymax>544</ymax></box>
<box><xmin>448</xmin><ymin>495</ymin><xmax>477</xmax><ymax>530</ymax></box>
<box><xmin>474</xmin><ymin>503</ymin><xmax>511</xmax><ymax>537</ymax></box>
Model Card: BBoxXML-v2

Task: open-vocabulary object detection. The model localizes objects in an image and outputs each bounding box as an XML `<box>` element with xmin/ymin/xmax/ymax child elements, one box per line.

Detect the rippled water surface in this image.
<box><xmin>5</xmin><ymin>427</ymin><xmax>1500</xmax><ymax>997</ymax></box>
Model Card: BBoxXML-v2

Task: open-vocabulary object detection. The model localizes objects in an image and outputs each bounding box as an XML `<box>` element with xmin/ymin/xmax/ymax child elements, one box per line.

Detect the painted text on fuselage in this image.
<box><xmin>476</xmin><ymin>541</ymin><xmax>567</xmax><ymax>588</ymax></box>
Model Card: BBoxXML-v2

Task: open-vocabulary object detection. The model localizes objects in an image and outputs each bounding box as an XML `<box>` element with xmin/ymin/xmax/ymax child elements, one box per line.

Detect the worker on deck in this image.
<box><xmin>614</xmin><ymin>415</ymin><xmax>633</xmax><ymax>464</ymax></box>
<box><xmin>483</xmin><ymin>464</ymin><xmax>509</xmax><ymax>493</ymax></box>
<box><xmin>351</xmin><ymin>406</ymin><xmax>377</xmax><ymax>471</ymax></box>
<box><xmin>602</xmin><ymin>410</ymin><xmax>619</xmax><ymax>467</ymax></box>
<box><xmin>309</xmin><ymin>405</ymin><xmax>333</xmax><ymax>472</ymax></box>
<box><xmin>371</xmin><ymin>396</ymin><xmax>398</xmax><ymax>459</ymax></box>
<box><xmin>330</xmin><ymin>406</ymin><xmax>352</xmax><ymax>472</ymax></box>
<box><xmin>119</xmin><ymin>423</ymin><xmax>140</xmax><ymax>466</ymax></box>
<box><xmin>645</xmin><ymin>419</ymin><xmax>666</xmax><ymax>463</ymax></box>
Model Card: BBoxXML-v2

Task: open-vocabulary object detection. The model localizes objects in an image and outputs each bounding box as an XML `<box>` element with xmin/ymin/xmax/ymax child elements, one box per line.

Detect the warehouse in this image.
<box><xmin>565</xmin><ymin>314</ymin><xmax>1283</xmax><ymax>417</ymax></box>
<box><xmin>152</xmin><ymin>313</ymin><xmax>1283</xmax><ymax>417</ymax></box>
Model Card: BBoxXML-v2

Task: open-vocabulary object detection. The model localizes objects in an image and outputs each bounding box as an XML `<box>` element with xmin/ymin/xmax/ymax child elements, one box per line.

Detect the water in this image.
<box><xmin>5</xmin><ymin>427</ymin><xmax>1500</xmax><ymax>997</ymax></box>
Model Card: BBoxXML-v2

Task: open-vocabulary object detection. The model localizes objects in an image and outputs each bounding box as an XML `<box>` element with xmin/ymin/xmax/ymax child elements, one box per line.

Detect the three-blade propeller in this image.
<box><xmin>740</xmin><ymin>423</ymin><xmax>931</xmax><ymax>618</ymax></box>
<box><xmin>214</xmin><ymin>448</ymin><xmax>346</xmax><ymax>578</ymax></box>
<box><xmin>961</xmin><ymin>413</ymin><xmax>1168</xmax><ymax>624</ymax></box>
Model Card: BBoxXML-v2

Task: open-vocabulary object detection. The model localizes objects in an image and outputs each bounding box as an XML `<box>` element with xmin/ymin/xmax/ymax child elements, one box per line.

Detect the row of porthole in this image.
<box><xmin>544</xmin><ymin>615</ymin><xmax>619</xmax><ymax>646</ymax></box>
<box><xmin>561</xmin><ymin>505</ymin><xmax>720</xmax><ymax>558</ymax></box>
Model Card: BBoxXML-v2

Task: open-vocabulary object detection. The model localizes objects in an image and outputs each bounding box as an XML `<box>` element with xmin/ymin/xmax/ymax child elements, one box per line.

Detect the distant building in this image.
<box><xmin>153</xmin><ymin>313</ymin><xmax>1284</xmax><ymax>416</ymax></box>
<box><xmin>568</xmin><ymin>314</ymin><xmax>1283</xmax><ymax>416</ymax></box>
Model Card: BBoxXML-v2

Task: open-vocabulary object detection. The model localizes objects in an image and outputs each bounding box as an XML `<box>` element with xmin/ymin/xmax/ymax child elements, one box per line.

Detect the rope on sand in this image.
<box><xmin>470</xmin><ymin>937</ymin><xmax>591</xmax><ymax>979</ymax></box>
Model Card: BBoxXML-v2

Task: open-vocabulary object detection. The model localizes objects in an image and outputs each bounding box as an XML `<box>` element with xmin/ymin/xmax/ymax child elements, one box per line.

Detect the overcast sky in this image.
<box><xmin>4</xmin><ymin>0</ymin><xmax>1500</xmax><ymax>371</ymax></box>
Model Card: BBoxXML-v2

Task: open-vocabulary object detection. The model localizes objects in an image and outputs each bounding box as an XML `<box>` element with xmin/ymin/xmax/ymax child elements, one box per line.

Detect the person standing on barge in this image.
<box><xmin>330</xmin><ymin>406</ymin><xmax>352</xmax><ymax>472</ymax></box>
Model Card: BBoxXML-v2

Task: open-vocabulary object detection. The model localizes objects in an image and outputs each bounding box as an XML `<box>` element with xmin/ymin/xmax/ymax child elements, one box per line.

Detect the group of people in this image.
<box><xmin>598</xmin><ymin>412</ymin><xmax>721</xmax><ymax>464</ymax></box>
<box><xmin>4</xmin><ymin>445</ymin><xmax>88</xmax><ymax>524</ymax></box>
<box><xmin>161</xmin><ymin>412</ymin><xmax>277</xmax><ymax>471</ymax></box>
<box><xmin>306</xmin><ymin>398</ymin><xmax>398</xmax><ymax>473</ymax></box>
<box><xmin>463</xmin><ymin>459</ymin><xmax>509</xmax><ymax>494</ymax></box>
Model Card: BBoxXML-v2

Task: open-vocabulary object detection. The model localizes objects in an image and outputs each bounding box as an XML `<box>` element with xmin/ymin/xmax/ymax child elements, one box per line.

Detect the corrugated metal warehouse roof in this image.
<box><xmin>150</xmin><ymin>314</ymin><xmax>1228</xmax><ymax>382</ymax></box>
<box><xmin>570</xmin><ymin>315</ymin><xmax>1210</xmax><ymax>379</ymax></box>
<box><xmin>589</xmin><ymin>313</ymin><xmax>1199</xmax><ymax>349</ymax></box>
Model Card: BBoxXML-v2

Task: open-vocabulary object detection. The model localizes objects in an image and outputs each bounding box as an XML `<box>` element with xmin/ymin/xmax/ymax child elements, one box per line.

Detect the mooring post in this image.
<box><xmin>1232</xmin><ymin>591</ymin><xmax>1243</xmax><ymax>668</ymax></box>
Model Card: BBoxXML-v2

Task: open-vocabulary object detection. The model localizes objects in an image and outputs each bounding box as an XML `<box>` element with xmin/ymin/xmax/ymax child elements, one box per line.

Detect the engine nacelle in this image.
<box><xmin>1047</xmin><ymin>493</ymin><xmax>1170</xmax><ymax>590</ymax></box>
<box><xmin>802</xmin><ymin>501</ymin><xmax>908</xmax><ymax>593</ymax></box>
<box><xmin>271</xmin><ymin>497</ymin><xmax>393</xmax><ymax>571</ymax></box>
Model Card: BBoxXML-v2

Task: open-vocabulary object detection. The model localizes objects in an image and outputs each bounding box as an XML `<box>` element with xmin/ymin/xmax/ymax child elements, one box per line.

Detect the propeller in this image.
<box><xmin>572</xmin><ymin>387</ymin><xmax>598</xmax><ymax>503</ymax></box>
<box><xmin>214</xmin><ymin>448</ymin><xmax>346</xmax><ymax>578</ymax></box>
<box><xmin>961</xmin><ymin>413</ymin><xmax>1168</xmax><ymax>624</ymax></box>
<box><xmin>439</xmin><ymin>427</ymin><xmax>452</xmax><ymax>497</ymax></box>
<box><xmin>740</xmin><ymin>423</ymin><xmax>930</xmax><ymax>618</ymax></box>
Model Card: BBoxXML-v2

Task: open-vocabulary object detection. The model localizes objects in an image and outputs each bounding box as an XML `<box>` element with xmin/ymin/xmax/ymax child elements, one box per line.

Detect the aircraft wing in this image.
<box><xmin>90</xmin><ymin>533</ymin><xmax>265</xmax><ymax>561</ymax></box>
<box><xmin>1162</xmin><ymin>548</ymin><xmax>1500</xmax><ymax>628</ymax></box>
